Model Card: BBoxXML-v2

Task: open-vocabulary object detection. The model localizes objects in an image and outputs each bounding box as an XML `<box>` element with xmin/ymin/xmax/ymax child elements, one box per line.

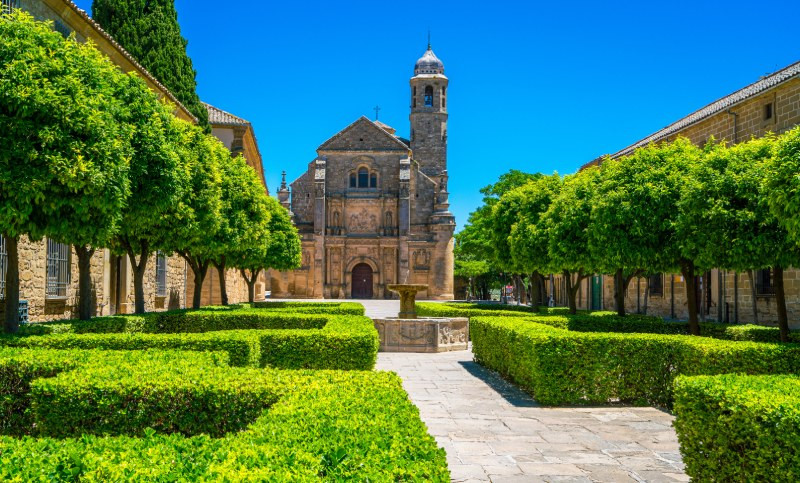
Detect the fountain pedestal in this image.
<box><xmin>373</xmin><ymin>284</ymin><xmax>468</xmax><ymax>353</ymax></box>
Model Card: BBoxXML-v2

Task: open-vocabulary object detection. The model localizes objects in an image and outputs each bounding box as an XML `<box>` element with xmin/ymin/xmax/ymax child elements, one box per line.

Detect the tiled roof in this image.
<box><xmin>204</xmin><ymin>102</ymin><xmax>250</xmax><ymax>126</ymax></box>
<box><xmin>581</xmin><ymin>59</ymin><xmax>800</xmax><ymax>170</ymax></box>
<box><xmin>59</xmin><ymin>0</ymin><xmax>197</xmax><ymax>123</ymax></box>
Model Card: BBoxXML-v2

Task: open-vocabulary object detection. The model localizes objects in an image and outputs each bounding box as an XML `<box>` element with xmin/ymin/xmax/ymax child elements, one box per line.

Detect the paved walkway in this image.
<box><xmin>274</xmin><ymin>299</ymin><xmax>688</xmax><ymax>482</ymax></box>
<box><xmin>376</xmin><ymin>350</ymin><xmax>687</xmax><ymax>483</ymax></box>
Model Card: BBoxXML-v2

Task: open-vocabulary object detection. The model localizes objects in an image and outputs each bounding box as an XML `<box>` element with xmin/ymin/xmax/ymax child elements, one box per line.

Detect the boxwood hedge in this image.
<box><xmin>0</xmin><ymin>347</ymin><xmax>448</xmax><ymax>480</ymax></box>
<box><xmin>423</xmin><ymin>303</ymin><xmax>799</xmax><ymax>342</ymax></box>
<box><xmin>4</xmin><ymin>311</ymin><xmax>378</xmax><ymax>370</ymax></box>
<box><xmin>470</xmin><ymin>316</ymin><xmax>800</xmax><ymax>407</ymax></box>
<box><xmin>673</xmin><ymin>374</ymin><xmax>800</xmax><ymax>481</ymax></box>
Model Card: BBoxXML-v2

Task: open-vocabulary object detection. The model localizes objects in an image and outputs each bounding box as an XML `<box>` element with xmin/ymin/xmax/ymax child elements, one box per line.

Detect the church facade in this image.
<box><xmin>271</xmin><ymin>46</ymin><xmax>455</xmax><ymax>300</ymax></box>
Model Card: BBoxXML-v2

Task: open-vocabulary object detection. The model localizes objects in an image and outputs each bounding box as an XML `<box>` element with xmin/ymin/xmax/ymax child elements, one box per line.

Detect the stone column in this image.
<box><xmin>398</xmin><ymin>158</ymin><xmax>411</xmax><ymax>283</ymax></box>
<box><xmin>313</xmin><ymin>157</ymin><xmax>326</xmax><ymax>298</ymax></box>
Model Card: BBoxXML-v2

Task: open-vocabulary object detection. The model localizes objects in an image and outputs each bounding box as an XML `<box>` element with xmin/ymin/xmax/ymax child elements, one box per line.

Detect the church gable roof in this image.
<box><xmin>317</xmin><ymin>116</ymin><xmax>410</xmax><ymax>152</ymax></box>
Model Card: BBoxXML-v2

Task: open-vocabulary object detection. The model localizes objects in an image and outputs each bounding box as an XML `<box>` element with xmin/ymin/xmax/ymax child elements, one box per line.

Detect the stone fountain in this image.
<box><xmin>373</xmin><ymin>284</ymin><xmax>468</xmax><ymax>352</ymax></box>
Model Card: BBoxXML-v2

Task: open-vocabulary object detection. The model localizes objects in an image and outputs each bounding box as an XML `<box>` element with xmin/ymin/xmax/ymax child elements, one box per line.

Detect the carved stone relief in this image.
<box><xmin>348</xmin><ymin>208</ymin><xmax>378</xmax><ymax>233</ymax></box>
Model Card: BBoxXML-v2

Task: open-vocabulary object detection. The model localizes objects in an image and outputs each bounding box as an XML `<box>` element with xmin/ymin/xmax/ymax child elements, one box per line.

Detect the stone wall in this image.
<box><xmin>1</xmin><ymin>236</ymin><xmax>187</xmax><ymax>322</ymax></box>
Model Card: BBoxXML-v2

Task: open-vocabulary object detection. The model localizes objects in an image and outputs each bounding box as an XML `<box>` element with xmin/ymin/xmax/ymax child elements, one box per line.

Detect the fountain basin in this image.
<box><xmin>373</xmin><ymin>317</ymin><xmax>468</xmax><ymax>353</ymax></box>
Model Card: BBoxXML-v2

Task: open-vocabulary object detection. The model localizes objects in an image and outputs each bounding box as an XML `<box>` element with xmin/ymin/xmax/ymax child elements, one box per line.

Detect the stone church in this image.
<box><xmin>271</xmin><ymin>45</ymin><xmax>455</xmax><ymax>299</ymax></box>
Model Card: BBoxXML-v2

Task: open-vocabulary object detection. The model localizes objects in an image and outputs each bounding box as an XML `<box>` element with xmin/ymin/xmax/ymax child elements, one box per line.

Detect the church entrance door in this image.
<box><xmin>352</xmin><ymin>263</ymin><xmax>374</xmax><ymax>299</ymax></box>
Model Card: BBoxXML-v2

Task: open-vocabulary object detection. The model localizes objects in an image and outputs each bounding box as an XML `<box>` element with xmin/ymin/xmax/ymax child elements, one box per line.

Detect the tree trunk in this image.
<box><xmin>185</xmin><ymin>257</ymin><xmax>209</xmax><ymax>310</ymax></box>
<box><xmin>747</xmin><ymin>269</ymin><xmax>759</xmax><ymax>325</ymax></box>
<box><xmin>614</xmin><ymin>269</ymin><xmax>626</xmax><ymax>316</ymax></box>
<box><xmin>774</xmin><ymin>266</ymin><xmax>789</xmax><ymax>343</ymax></box>
<box><xmin>563</xmin><ymin>270</ymin><xmax>586</xmax><ymax>315</ymax></box>
<box><xmin>124</xmin><ymin>241</ymin><xmax>149</xmax><ymax>315</ymax></box>
<box><xmin>681</xmin><ymin>260</ymin><xmax>700</xmax><ymax>335</ymax></box>
<box><xmin>216</xmin><ymin>257</ymin><xmax>228</xmax><ymax>306</ymax></box>
<box><xmin>643</xmin><ymin>276</ymin><xmax>650</xmax><ymax>315</ymax></box>
<box><xmin>74</xmin><ymin>244</ymin><xmax>96</xmax><ymax>320</ymax></box>
<box><xmin>3</xmin><ymin>235</ymin><xmax>20</xmax><ymax>334</ymax></box>
<box><xmin>240</xmin><ymin>268</ymin><xmax>260</xmax><ymax>303</ymax></box>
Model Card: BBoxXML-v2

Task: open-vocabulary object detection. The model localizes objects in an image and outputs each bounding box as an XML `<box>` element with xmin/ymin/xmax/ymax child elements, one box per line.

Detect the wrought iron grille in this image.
<box><xmin>46</xmin><ymin>240</ymin><xmax>70</xmax><ymax>298</ymax></box>
<box><xmin>0</xmin><ymin>235</ymin><xmax>6</xmax><ymax>300</ymax></box>
<box><xmin>755</xmin><ymin>268</ymin><xmax>775</xmax><ymax>296</ymax></box>
<box><xmin>648</xmin><ymin>274</ymin><xmax>663</xmax><ymax>296</ymax></box>
<box><xmin>1</xmin><ymin>0</ymin><xmax>19</xmax><ymax>14</ymax></box>
<box><xmin>155</xmin><ymin>252</ymin><xmax>167</xmax><ymax>297</ymax></box>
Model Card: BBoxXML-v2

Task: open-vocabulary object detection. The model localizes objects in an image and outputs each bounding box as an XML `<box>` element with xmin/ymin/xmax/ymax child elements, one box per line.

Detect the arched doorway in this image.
<box><xmin>351</xmin><ymin>263</ymin><xmax>374</xmax><ymax>299</ymax></box>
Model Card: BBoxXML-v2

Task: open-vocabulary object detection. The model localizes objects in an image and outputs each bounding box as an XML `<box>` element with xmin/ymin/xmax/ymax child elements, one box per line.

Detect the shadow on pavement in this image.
<box><xmin>458</xmin><ymin>360</ymin><xmax>539</xmax><ymax>408</ymax></box>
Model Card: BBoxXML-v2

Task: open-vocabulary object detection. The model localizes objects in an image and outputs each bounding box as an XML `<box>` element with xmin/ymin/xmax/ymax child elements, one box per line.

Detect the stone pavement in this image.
<box><xmin>273</xmin><ymin>299</ymin><xmax>688</xmax><ymax>482</ymax></box>
<box><xmin>376</xmin><ymin>349</ymin><xmax>687</xmax><ymax>483</ymax></box>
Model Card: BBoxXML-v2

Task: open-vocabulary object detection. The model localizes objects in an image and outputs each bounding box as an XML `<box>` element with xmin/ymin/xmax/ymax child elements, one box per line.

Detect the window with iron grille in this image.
<box><xmin>155</xmin><ymin>252</ymin><xmax>167</xmax><ymax>297</ymax></box>
<box><xmin>1</xmin><ymin>0</ymin><xmax>19</xmax><ymax>14</ymax></box>
<box><xmin>648</xmin><ymin>274</ymin><xmax>663</xmax><ymax>296</ymax></box>
<box><xmin>755</xmin><ymin>268</ymin><xmax>775</xmax><ymax>296</ymax></box>
<box><xmin>46</xmin><ymin>240</ymin><xmax>70</xmax><ymax>298</ymax></box>
<box><xmin>0</xmin><ymin>235</ymin><xmax>6</xmax><ymax>300</ymax></box>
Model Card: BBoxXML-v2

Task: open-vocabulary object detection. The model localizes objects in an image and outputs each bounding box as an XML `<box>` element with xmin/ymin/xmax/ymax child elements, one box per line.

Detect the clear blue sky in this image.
<box><xmin>74</xmin><ymin>0</ymin><xmax>799</xmax><ymax>231</ymax></box>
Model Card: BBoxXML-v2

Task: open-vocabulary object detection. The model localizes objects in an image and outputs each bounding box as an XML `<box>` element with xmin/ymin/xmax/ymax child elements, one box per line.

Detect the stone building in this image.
<box><xmin>0</xmin><ymin>0</ymin><xmax>267</xmax><ymax>321</ymax></box>
<box><xmin>271</xmin><ymin>46</ymin><xmax>456</xmax><ymax>299</ymax></box>
<box><xmin>555</xmin><ymin>60</ymin><xmax>800</xmax><ymax>327</ymax></box>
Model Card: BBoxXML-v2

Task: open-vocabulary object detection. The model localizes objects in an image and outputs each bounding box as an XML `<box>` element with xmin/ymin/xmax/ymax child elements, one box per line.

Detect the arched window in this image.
<box><xmin>424</xmin><ymin>86</ymin><xmax>433</xmax><ymax>107</ymax></box>
<box><xmin>350</xmin><ymin>173</ymin><xmax>356</xmax><ymax>188</ymax></box>
<box><xmin>441</xmin><ymin>86</ymin><xmax>446</xmax><ymax>108</ymax></box>
<box><xmin>412</xmin><ymin>86</ymin><xmax>417</xmax><ymax>108</ymax></box>
<box><xmin>370</xmin><ymin>172</ymin><xmax>377</xmax><ymax>188</ymax></box>
<box><xmin>358</xmin><ymin>167</ymin><xmax>369</xmax><ymax>188</ymax></box>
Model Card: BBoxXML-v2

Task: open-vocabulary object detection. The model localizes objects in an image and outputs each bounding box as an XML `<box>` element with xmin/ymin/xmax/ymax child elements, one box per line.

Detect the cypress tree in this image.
<box><xmin>92</xmin><ymin>0</ymin><xmax>210</xmax><ymax>131</ymax></box>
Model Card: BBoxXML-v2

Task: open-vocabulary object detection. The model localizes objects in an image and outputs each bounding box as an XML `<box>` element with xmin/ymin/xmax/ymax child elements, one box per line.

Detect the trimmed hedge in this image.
<box><xmin>422</xmin><ymin>303</ymin><xmax>800</xmax><ymax>342</ymax></box>
<box><xmin>250</xmin><ymin>301</ymin><xmax>366</xmax><ymax>315</ymax></box>
<box><xmin>5</xmin><ymin>312</ymin><xmax>379</xmax><ymax>370</ymax></box>
<box><xmin>471</xmin><ymin>316</ymin><xmax>800</xmax><ymax>407</ymax></box>
<box><xmin>674</xmin><ymin>374</ymin><xmax>800</xmax><ymax>481</ymax></box>
<box><xmin>416</xmin><ymin>302</ymin><xmax>534</xmax><ymax>318</ymax></box>
<box><xmin>0</xmin><ymin>347</ymin><xmax>448</xmax><ymax>480</ymax></box>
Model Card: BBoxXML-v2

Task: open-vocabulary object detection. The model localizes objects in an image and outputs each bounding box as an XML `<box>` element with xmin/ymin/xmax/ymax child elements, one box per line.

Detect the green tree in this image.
<box><xmin>211</xmin><ymin>155</ymin><xmax>272</xmax><ymax>305</ymax></box>
<box><xmin>0</xmin><ymin>12</ymin><xmax>131</xmax><ymax>329</ymax></box>
<box><xmin>504</xmin><ymin>175</ymin><xmax>562</xmax><ymax>305</ymax></box>
<box><xmin>233</xmin><ymin>197</ymin><xmax>301</xmax><ymax>302</ymax></box>
<box><xmin>757</xmin><ymin>127</ymin><xmax>800</xmax><ymax>341</ymax></box>
<box><xmin>110</xmin><ymin>78</ymin><xmax>185</xmax><ymax>315</ymax></box>
<box><xmin>543</xmin><ymin>169</ymin><xmax>598</xmax><ymax>313</ymax></box>
<box><xmin>92</xmin><ymin>0</ymin><xmax>209</xmax><ymax>130</ymax></box>
<box><xmin>160</xmin><ymin>127</ymin><xmax>224</xmax><ymax>309</ymax></box>
<box><xmin>458</xmin><ymin>170</ymin><xmax>541</xmax><ymax>303</ymax></box>
<box><xmin>591</xmin><ymin>138</ymin><xmax>702</xmax><ymax>329</ymax></box>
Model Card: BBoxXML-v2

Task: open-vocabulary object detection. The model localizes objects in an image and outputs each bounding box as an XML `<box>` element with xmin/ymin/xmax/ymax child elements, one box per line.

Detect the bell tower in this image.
<box><xmin>410</xmin><ymin>43</ymin><xmax>448</xmax><ymax>177</ymax></box>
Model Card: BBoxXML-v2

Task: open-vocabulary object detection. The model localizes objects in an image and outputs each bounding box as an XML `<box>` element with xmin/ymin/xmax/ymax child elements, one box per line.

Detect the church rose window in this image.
<box><xmin>358</xmin><ymin>168</ymin><xmax>369</xmax><ymax>188</ymax></box>
<box><xmin>424</xmin><ymin>86</ymin><xmax>433</xmax><ymax>107</ymax></box>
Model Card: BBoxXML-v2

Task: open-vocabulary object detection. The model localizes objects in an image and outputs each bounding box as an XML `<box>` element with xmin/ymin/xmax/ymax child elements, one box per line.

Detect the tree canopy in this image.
<box><xmin>92</xmin><ymin>0</ymin><xmax>210</xmax><ymax>130</ymax></box>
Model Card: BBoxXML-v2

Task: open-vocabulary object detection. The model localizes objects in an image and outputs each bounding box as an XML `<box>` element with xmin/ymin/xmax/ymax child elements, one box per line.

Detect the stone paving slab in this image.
<box><xmin>273</xmin><ymin>299</ymin><xmax>687</xmax><ymax>482</ymax></box>
<box><xmin>376</xmin><ymin>347</ymin><xmax>688</xmax><ymax>482</ymax></box>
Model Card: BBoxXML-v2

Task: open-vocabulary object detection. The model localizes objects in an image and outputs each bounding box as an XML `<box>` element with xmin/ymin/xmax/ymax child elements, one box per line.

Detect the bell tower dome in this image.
<box><xmin>410</xmin><ymin>43</ymin><xmax>448</xmax><ymax>177</ymax></box>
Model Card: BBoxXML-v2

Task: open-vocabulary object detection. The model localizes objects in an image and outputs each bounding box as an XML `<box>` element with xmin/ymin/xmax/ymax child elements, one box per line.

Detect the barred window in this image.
<box><xmin>155</xmin><ymin>252</ymin><xmax>167</xmax><ymax>297</ymax></box>
<box><xmin>46</xmin><ymin>240</ymin><xmax>70</xmax><ymax>298</ymax></box>
<box><xmin>648</xmin><ymin>274</ymin><xmax>663</xmax><ymax>296</ymax></box>
<box><xmin>1</xmin><ymin>0</ymin><xmax>19</xmax><ymax>14</ymax></box>
<box><xmin>424</xmin><ymin>85</ymin><xmax>433</xmax><ymax>107</ymax></box>
<box><xmin>755</xmin><ymin>268</ymin><xmax>775</xmax><ymax>296</ymax></box>
<box><xmin>0</xmin><ymin>235</ymin><xmax>7</xmax><ymax>300</ymax></box>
